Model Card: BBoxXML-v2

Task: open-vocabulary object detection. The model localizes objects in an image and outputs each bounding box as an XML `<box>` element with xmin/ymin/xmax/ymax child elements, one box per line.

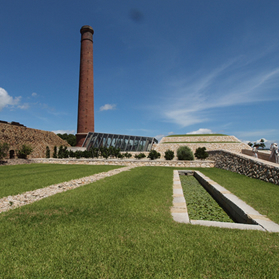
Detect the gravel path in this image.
<box><xmin>0</xmin><ymin>165</ymin><xmax>137</xmax><ymax>214</ymax></box>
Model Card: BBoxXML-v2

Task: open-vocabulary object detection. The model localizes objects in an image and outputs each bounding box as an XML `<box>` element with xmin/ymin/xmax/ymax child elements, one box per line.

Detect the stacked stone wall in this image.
<box><xmin>208</xmin><ymin>150</ymin><xmax>279</xmax><ymax>185</ymax></box>
<box><xmin>0</xmin><ymin>123</ymin><xmax>70</xmax><ymax>158</ymax></box>
<box><xmin>32</xmin><ymin>158</ymin><xmax>215</xmax><ymax>168</ymax></box>
<box><xmin>154</xmin><ymin>135</ymin><xmax>250</xmax><ymax>157</ymax></box>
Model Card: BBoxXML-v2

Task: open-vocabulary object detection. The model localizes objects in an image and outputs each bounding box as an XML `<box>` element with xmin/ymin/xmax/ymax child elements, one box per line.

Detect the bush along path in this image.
<box><xmin>0</xmin><ymin>166</ymin><xmax>137</xmax><ymax>214</ymax></box>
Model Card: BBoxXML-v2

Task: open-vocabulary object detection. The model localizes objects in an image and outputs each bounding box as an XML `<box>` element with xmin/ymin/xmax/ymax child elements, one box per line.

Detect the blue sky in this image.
<box><xmin>1</xmin><ymin>0</ymin><xmax>279</xmax><ymax>146</ymax></box>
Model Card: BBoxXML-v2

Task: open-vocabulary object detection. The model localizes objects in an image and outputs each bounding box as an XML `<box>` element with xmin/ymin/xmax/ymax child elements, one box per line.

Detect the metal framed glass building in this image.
<box><xmin>82</xmin><ymin>132</ymin><xmax>158</xmax><ymax>152</ymax></box>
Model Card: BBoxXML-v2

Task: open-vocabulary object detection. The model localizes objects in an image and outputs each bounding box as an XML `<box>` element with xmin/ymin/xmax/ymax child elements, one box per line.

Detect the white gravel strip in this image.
<box><xmin>0</xmin><ymin>166</ymin><xmax>137</xmax><ymax>214</ymax></box>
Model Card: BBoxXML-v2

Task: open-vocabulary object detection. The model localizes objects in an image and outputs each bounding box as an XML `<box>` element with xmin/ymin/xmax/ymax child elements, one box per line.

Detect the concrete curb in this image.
<box><xmin>172</xmin><ymin>170</ymin><xmax>279</xmax><ymax>232</ymax></box>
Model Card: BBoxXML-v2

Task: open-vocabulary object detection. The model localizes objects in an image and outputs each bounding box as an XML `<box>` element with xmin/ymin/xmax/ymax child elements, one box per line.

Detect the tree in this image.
<box><xmin>250</xmin><ymin>139</ymin><xmax>266</xmax><ymax>149</ymax></box>
<box><xmin>46</xmin><ymin>146</ymin><xmax>50</xmax><ymax>158</ymax></box>
<box><xmin>0</xmin><ymin>142</ymin><xmax>9</xmax><ymax>159</ymax></box>
<box><xmin>53</xmin><ymin>146</ymin><xmax>57</xmax><ymax>158</ymax></box>
<box><xmin>17</xmin><ymin>144</ymin><xmax>33</xmax><ymax>159</ymax></box>
<box><xmin>57</xmin><ymin>133</ymin><xmax>76</xmax><ymax>146</ymax></box>
<box><xmin>58</xmin><ymin>145</ymin><xmax>69</xmax><ymax>158</ymax></box>
<box><xmin>194</xmin><ymin>147</ymin><xmax>209</xmax><ymax>160</ymax></box>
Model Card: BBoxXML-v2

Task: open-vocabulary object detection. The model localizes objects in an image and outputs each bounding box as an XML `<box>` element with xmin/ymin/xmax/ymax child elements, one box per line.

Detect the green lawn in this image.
<box><xmin>0</xmin><ymin>164</ymin><xmax>122</xmax><ymax>199</ymax></box>
<box><xmin>0</xmin><ymin>166</ymin><xmax>278</xmax><ymax>278</ymax></box>
<box><xmin>198</xmin><ymin>168</ymin><xmax>279</xmax><ymax>224</ymax></box>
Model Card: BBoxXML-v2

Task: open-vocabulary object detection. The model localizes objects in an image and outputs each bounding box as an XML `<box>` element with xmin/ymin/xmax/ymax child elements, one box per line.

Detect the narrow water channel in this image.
<box><xmin>180</xmin><ymin>175</ymin><xmax>234</xmax><ymax>222</ymax></box>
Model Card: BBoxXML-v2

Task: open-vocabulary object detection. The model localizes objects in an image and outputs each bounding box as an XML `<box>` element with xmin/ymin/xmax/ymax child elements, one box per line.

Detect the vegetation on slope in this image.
<box><xmin>0</xmin><ymin>166</ymin><xmax>278</xmax><ymax>278</ymax></box>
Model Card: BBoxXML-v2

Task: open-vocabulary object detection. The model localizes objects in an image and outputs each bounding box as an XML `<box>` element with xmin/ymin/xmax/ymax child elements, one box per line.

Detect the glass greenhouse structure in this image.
<box><xmin>82</xmin><ymin>132</ymin><xmax>158</xmax><ymax>152</ymax></box>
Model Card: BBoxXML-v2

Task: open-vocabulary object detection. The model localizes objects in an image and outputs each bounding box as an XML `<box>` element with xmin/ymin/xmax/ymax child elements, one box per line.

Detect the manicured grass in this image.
<box><xmin>180</xmin><ymin>175</ymin><xmax>233</xmax><ymax>222</ymax></box>
<box><xmin>0</xmin><ymin>164</ymin><xmax>122</xmax><ymax>198</ymax></box>
<box><xmin>197</xmin><ymin>168</ymin><xmax>279</xmax><ymax>224</ymax></box>
<box><xmin>0</xmin><ymin>166</ymin><xmax>278</xmax><ymax>278</ymax></box>
<box><xmin>166</xmin><ymin>134</ymin><xmax>227</xmax><ymax>137</ymax></box>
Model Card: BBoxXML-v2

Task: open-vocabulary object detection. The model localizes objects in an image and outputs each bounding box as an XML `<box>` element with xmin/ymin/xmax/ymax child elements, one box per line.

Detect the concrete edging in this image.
<box><xmin>172</xmin><ymin>170</ymin><xmax>279</xmax><ymax>232</ymax></box>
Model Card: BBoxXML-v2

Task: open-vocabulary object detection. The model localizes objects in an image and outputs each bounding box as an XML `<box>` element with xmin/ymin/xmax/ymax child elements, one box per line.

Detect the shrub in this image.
<box><xmin>53</xmin><ymin>146</ymin><xmax>57</xmax><ymax>158</ymax></box>
<box><xmin>148</xmin><ymin>150</ymin><xmax>161</xmax><ymax>160</ymax></box>
<box><xmin>164</xmin><ymin>149</ymin><xmax>174</xmax><ymax>160</ymax></box>
<box><xmin>99</xmin><ymin>147</ymin><xmax>109</xmax><ymax>159</ymax></box>
<box><xmin>89</xmin><ymin>147</ymin><xmax>99</xmax><ymax>158</ymax></box>
<box><xmin>74</xmin><ymin>151</ymin><xmax>83</xmax><ymax>159</ymax></box>
<box><xmin>0</xmin><ymin>142</ymin><xmax>9</xmax><ymax>159</ymax></box>
<box><xmin>17</xmin><ymin>144</ymin><xmax>33</xmax><ymax>159</ymax></box>
<box><xmin>117</xmin><ymin>153</ymin><xmax>124</xmax><ymax>159</ymax></box>
<box><xmin>176</xmin><ymin>146</ymin><xmax>194</xmax><ymax>160</ymax></box>
<box><xmin>194</xmin><ymin>147</ymin><xmax>208</xmax><ymax>160</ymax></box>
<box><xmin>69</xmin><ymin>150</ymin><xmax>75</xmax><ymax>158</ymax></box>
<box><xmin>135</xmin><ymin>153</ymin><xmax>146</xmax><ymax>159</ymax></box>
<box><xmin>46</xmin><ymin>146</ymin><xmax>50</xmax><ymax>158</ymax></box>
<box><xmin>82</xmin><ymin>150</ymin><xmax>91</xmax><ymax>158</ymax></box>
<box><xmin>124</xmin><ymin>152</ymin><xmax>132</xmax><ymax>158</ymax></box>
<box><xmin>58</xmin><ymin>146</ymin><xmax>69</xmax><ymax>159</ymax></box>
<box><xmin>108</xmin><ymin>146</ymin><xmax>121</xmax><ymax>158</ymax></box>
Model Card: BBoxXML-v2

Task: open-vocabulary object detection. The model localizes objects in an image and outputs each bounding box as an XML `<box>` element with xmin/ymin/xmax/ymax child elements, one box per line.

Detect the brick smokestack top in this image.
<box><xmin>76</xmin><ymin>25</ymin><xmax>94</xmax><ymax>147</ymax></box>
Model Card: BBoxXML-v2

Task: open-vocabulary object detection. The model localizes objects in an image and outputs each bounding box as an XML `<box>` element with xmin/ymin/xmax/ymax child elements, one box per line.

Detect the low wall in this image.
<box><xmin>154</xmin><ymin>142</ymin><xmax>249</xmax><ymax>157</ymax></box>
<box><xmin>242</xmin><ymin>149</ymin><xmax>275</xmax><ymax>163</ymax></box>
<box><xmin>154</xmin><ymin>135</ymin><xmax>250</xmax><ymax>156</ymax></box>
<box><xmin>208</xmin><ymin>150</ymin><xmax>279</xmax><ymax>185</ymax></box>
<box><xmin>32</xmin><ymin>158</ymin><xmax>215</xmax><ymax>168</ymax></box>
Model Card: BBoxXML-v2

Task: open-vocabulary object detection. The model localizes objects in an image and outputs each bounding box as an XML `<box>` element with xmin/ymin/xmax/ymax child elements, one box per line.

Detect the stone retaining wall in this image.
<box><xmin>0</xmin><ymin>122</ymin><xmax>70</xmax><ymax>158</ymax></box>
<box><xmin>32</xmin><ymin>158</ymin><xmax>215</xmax><ymax>168</ymax></box>
<box><xmin>162</xmin><ymin>135</ymin><xmax>240</xmax><ymax>143</ymax></box>
<box><xmin>154</xmin><ymin>135</ymin><xmax>250</xmax><ymax>156</ymax></box>
<box><xmin>154</xmin><ymin>142</ymin><xmax>249</xmax><ymax>156</ymax></box>
<box><xmin>208</xmin><ymin>150</ymin><xmax>279</xmax><ymax>185</ymax></box>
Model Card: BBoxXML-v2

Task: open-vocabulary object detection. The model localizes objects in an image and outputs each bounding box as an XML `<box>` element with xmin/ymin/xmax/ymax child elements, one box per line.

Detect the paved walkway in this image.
<box><xmin>0</xmin><ymin>166</ymin><xmax>137</xmax><ymax>214</ymax></box>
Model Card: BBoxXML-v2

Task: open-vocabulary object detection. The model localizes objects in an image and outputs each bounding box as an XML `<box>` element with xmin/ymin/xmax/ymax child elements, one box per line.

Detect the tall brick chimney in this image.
<box><xmin>76</xmin><ymin>25</ymin><xmax>94</xmax><ymax>147</ymax></box>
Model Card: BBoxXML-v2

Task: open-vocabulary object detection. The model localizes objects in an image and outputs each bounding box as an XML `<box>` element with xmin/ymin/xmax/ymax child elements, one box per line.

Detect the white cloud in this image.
<box><xmin>17</xmin><ymin>103</ymin><xmax>29</xmax><ymax>110</ymax></box>
<box><xmin>100</xmin><ymin>104</ymin><xmax>116</xmax><ymax>111</ymax></box>
<box><xmin>243</xmin><ymin>138</ymin><xmax>277</xmax><ymax>149</ymax></box>
<box><xmin>155</xmin><ymin>131</ymin><xmax>174</xmax><ymax>143</ymax></box>
<box><xmin>187</xmin><ymin>128</ymin><xmax>214</xmax><ymax>135</ymax></box>
<box><xmin>155</xmin><ymin>134</ymin><xmax>165</xmax><ymax>143</ymax></box>
<box><xmin>32</xmin><ymin>92</ymin><xmax>37</xmax><ymax>97</ymax></box>
<box><xmin>52</xmin><ymin>130</ymin><xmax>75</xmax><ymax>134</ymax></box>
<box><xmin>0</xmin><ymin>87</ymin><xmax>21</xmax><ymax>111</ymax></box>
<box><xmin>158</xmin><ymin>56</ymin><xmax>279</xmax><ymax>127</ymax></box>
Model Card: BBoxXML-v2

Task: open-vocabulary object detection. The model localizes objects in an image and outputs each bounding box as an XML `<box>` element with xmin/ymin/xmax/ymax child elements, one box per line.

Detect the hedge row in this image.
<box><xmin>47</xmin><ymin>146</ymin><xmax>209</xmax><ymax>161</ymax></box>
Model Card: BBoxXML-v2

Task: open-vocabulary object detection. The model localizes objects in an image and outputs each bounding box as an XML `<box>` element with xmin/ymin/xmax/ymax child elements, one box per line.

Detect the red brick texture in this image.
<box><xmin>76</xmin><ymin>25</ymin><xmax>94</xmax><ymax>147</ymax></box>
